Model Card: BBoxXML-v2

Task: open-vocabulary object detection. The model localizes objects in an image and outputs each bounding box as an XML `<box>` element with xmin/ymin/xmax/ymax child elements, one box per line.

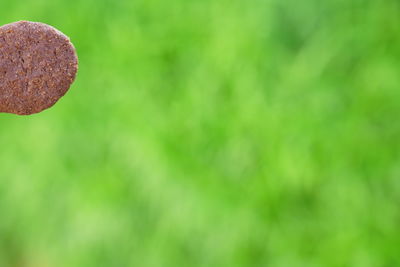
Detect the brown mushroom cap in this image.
<box><xmin>0</xmin><ymin>21</ymin><xmax>78</xmax><ymax>115</ymax></box>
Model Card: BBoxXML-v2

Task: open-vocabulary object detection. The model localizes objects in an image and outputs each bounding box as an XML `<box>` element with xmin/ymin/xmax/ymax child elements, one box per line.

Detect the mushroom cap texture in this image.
<box><xmin>0</xmin><ymin>21</ymin><xmax>78</xmax><ymax>115</ymax></box>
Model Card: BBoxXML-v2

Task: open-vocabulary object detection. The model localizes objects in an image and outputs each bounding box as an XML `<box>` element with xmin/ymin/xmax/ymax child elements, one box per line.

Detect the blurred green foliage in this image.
<box><xmin>0</xmin><ymin>0</ymin><xmax>399</xmax><ymax>266</ymax></box>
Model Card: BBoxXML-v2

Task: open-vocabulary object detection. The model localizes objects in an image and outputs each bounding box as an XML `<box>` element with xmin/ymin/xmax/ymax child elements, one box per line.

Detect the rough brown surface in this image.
<box><xmin>0</xmin><ymin>21</ymin><xmax>78</xmax><ymax>115</ymax></box>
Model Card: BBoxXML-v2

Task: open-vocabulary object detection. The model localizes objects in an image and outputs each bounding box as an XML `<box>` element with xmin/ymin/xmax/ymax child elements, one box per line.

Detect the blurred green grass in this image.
<box><xmin>0</xmin><ymin>0</ymin><xmax>400</xmax><ymax>266</ymax></box>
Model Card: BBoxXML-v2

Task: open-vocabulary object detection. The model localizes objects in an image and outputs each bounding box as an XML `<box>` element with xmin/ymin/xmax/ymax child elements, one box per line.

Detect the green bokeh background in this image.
<box><xmin>0</xmin><ymin>0</ymin><xmax>400</xmax><ymax>266</ymax></box>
